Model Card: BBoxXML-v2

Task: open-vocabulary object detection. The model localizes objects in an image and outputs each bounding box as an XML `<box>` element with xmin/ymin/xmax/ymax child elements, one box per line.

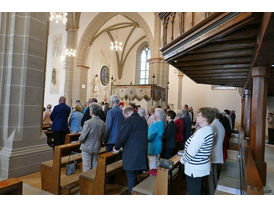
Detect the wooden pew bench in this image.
<box><xmin>79</xmin><ymin>151</ymin><xmax>128</xmax><ymax>195</ymax></box>
<box><xmin>41</xmin><ymin>143</ymin><xmax>106</xmax><ymax>195</ymax></box>
<box><xmin>65</xmin><ymin>133</ymin><xmax>81</xmax><ymax>144</ymax></box>
<box><xmin>0</xmin><ymin>178</ymin><xmax>23</xmax><ymax>195</ymax></box>
<box><xmin>40</xmin><ymin>142</ymin><xmax>82</xmax><ymax>194</ymax></box>
<box><xmin>132</xmin><ymin>154</ymin><xmax>184</xmax><ymax>195</ymax></box>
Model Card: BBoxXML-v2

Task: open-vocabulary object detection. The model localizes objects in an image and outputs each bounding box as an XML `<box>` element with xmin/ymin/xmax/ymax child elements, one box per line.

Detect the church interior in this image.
<box><xmin>1</xmin><ymin>8</ymin><xmax>274</xmax><ymax>198</ymax></box>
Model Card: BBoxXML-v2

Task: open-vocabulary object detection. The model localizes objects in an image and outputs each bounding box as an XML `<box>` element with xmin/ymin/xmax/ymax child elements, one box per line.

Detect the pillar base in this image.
<box><xmin>255</xmin><ymin>160</ymin><xmax>267</xmax><ymax>186</ymax></box>
<box><xmin>0</xmin><ymin>144</ymin><xmax>53</xmax><ymax>179</ymax></box>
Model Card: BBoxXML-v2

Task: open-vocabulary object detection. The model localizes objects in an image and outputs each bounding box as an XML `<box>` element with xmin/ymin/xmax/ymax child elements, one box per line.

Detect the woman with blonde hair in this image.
<box><xmin>147</xmin><ymin>108</ymin><xmax>166</xmax><ymax>170</ymax></box>
<box><xmin>43</xmin><ymin>104</ymin><xmax>52</xmax><ymax>126</ymax></box>
<box><xmin>69</xmin><ymin>104</ymin><xmax>83</xmax><ymax>133</ymax></box>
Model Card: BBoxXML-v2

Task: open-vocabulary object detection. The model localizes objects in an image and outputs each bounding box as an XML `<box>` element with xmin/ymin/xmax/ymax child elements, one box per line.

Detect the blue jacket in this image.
<box><xmin>50</xmin><ymin>103</ymin><xmax>71</xmax><ymax>132</ymax></box>
<box><xmin>115</xmin><ymin>112</ymin><xmax>148</xmax><ymax>171</ymax></box>
<box><xmin>70</xmin><ymin>111</ymin><xmax>83</xmax><ymax>133</ymax></box>
<box><xmin>103</xmin><ymin>105</ymin><xmax>124</xmax><ymax>144</ymax></box>
<box><xmin>147</xmin><ymin>121</ymin><xmax>165</xmax><ymax>155</ymax></box>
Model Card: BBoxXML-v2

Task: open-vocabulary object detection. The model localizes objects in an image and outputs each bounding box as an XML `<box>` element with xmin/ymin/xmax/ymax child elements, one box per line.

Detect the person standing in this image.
<box><xmin>181</xmin><ymin>109</ymin><xmax>192</xmax><ymax>147</ymax></box>
<box><xmin>69</xmin><ymin>105</ymin><xmax>83</xmax><ymax>133</ymax></box>
<box><xmin>175</xmin><ymin>110</ymin><xmax>184</xmax><ymax>151</ymax></box>
<box><xmin>180</xmin><ymin>107</ymin><xmax>215</xmax><ymax>195</ymax></box>
<box><xmin>43</xmin><ymin>104</ymin><xmax>52</xmax><ymax>126</ymax></box>
<box><xmin>208</xmin><ymin>109</ymin><xmax>225</xmax><ymax>194</ymax></box>
<box><xmin>81</xmin><ymin>98</ymin><xmax>105</xmax><ymax>126</ymax></box>
<box><xmin>50</xmin><ymin>96</ymin><xmax>71</xmax><ymax>146</ymax></box>
<box><xmin>113</xmin><ymin>107</ymin><xmax>148</xmax><ymax>194</ymax></box>
<box><xmin>267</xmin><ymin>112</ymin><xmax>274</xmax><ymax>144</ymax></box>
<box><xmin>162</xmin><ymin>110</ymin><xmax>177</xmax><ymax>159</ymax></box>
<box><xmin>231</xmin><ymin>110</ymin><xmax>236</xmax><ymax>130</ymax></box>
<box><xmin>79</xmin><ymin>103</ymin><xmax>105</xmax><ymax>172</ymax></box>
<box><xmin>103</xmin><ymin>95</ymin><xmax>124</xmax><ymax>152</ymax></box>
<box><xmin>147</xmin><ymin>108</ymin><xmax>165</xmax><ymax>170</ymax></box>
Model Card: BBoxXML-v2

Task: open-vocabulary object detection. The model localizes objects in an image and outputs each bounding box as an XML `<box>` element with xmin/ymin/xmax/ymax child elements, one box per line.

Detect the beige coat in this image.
<box><xmin>267</xmin><ymin>116</ymin><xmax>274</xmax><ymax>129</ymax></box>
<box><xmin>79</xmin><ymin>116</ymin><xmax>105</xmax><ymax>153</ymax></box>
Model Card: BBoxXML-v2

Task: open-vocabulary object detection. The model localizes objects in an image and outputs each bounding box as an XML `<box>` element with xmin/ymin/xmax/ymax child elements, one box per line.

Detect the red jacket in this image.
<box><xmin>175</xmin><ymin>118</ymin><xmax>184</xmax><ymax>142</ymax></box>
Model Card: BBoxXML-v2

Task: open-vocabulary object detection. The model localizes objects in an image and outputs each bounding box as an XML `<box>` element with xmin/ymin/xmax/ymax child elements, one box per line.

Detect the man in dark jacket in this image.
<box><xmin>181</xmin><ymin>109</ymin><xmax>192</xmax><ymax>147</ymax></box>
<box><xmin>113</xmin><ymin>106</ymin><xmax>148</xmax><ymax>194</ymax></box>
<box><xmin>162</xmin><ymin>110</ymin><xmax>177</xmax><ymax>159</ymax></box>
<box><xmin>81</xmin><ymin>98</ymin><xmax>105</xmax><ymax>126</ymax></box>
<box><xmin>50</xmin><ymin>96</ymin><xmax>71</xmax><ymax>146</ymax></box>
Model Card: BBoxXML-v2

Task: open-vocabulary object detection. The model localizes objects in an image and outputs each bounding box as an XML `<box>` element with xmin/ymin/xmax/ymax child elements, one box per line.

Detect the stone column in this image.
<box><xmin>0</xmin><ymin>13</ymin><xmax>53</xmax><ymax>179</ymax></box>
<box><xmin>250</xmin><ymin>66</ymin><xmax>269</xmax><ymax>186</ymax></box>
<box><xmin>244</xmin><ymin>89</ymin><xmax>252</xmax><ymax>137</ymax></box>
<box><xmin>177</xmin><ymin>72</ymin><xmax>184</xmax><ymax>110</ymax></box>
<box><xmin>148</xmin><ymin>13</ymin><xmax>169</xmax><ymax>107</ymax></box>
<box><xmin>64</xmin><ymin>13</ymin><xmax>79</xmax><ymax>106</ymax></box>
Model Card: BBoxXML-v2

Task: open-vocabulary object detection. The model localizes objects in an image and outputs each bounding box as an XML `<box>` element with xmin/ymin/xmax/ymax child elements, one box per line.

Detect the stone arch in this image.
<box><xmin>76</xmin><ymin>12</ymin><xmax>154</xmax><ymax>79</ymax></box>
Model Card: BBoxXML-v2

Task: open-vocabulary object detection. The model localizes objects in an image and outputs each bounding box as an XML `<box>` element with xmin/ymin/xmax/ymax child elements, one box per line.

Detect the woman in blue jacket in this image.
<box><xmin>147</xmin><ymin>108</ymin><xmax>166</xmax><ymax>170</ymax></box>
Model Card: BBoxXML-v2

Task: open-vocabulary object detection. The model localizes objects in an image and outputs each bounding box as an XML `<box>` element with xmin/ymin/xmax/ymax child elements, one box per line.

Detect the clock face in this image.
<box><xmin>100</xmin><ymin>66</ymin><xmax>110</xmax><ymax>86</ymax></box>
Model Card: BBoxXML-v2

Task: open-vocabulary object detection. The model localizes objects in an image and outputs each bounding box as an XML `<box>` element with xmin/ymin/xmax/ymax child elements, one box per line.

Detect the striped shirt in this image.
<box><xmin>180</xmin><ymin>125</ymin><xmax>214</xmax><ymax>177</ymax></box>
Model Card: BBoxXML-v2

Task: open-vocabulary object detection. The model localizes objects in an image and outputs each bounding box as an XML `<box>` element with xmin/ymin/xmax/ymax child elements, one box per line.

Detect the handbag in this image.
<box><xmin>66</xmin><ymin>151</ymin><xmax>78</xmax><ymax>176</ymax></box>
<box><xmin>157</xmin><ymin>158</ymin><xmax>174</xmax><ymax>169</ymax></box>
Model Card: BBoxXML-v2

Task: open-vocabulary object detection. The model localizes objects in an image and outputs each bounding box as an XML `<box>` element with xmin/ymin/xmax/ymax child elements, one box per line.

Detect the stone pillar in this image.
<box><xmin>0</xmin><ymin>13</ymin><xmax>53</xmax><ymax>179</ymax></box>
<box><xmin>241</xmin><ymin>95</ymin><xmax>245</xmax><ymax>128</ymax></box>
<box><xmin>177</xmin><ymin>72</ymin><xmax>184</xmax><ymax>110</ymax></box>
<box><xmin>250</xmin><ymin>66</ymin><xmax>269</xmax><ymax>186</ymax></box>
<box><xmin>64</xmin><ymin>13</ymin><xmax>79</xmax><ymax>106</ymax></box>
<box><xmin>148</xmin><ymin>13</ymin><xmax>169</xmax><ymax>107</ymax></box>
<box><xmin>244</xmin><ymin>89</ymin><xmax>252</xmax><ymax>137</ymax></box>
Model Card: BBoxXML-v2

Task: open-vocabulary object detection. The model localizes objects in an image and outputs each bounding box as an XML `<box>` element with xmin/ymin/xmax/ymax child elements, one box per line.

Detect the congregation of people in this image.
<box><xmin>42</xmin><ymin>95</ymin><xmax>239</xmax><ymax>195</ymax></box>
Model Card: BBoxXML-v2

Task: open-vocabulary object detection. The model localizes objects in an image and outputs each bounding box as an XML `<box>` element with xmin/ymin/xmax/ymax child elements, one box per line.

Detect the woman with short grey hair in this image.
<box><xmin>79</xmin><ymin>102</ymin><xmax>105</xmax><ymax>172</ymax></box>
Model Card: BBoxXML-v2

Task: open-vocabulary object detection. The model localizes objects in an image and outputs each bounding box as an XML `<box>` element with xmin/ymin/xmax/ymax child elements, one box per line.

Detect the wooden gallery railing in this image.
<box><xmin>238</xmin><ymin>127</ymin><xmax>264</xmax><ymax>195</ymax></box>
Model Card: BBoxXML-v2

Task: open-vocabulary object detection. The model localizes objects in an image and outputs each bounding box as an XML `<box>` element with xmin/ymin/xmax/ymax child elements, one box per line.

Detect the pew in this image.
<box><xmin>0</xmin><ymin>178</ymin><xmax>23</xmax><ymax>195</ymax></box>
<box><xmin>79</xmin><ymin>151</ymin><xmax>128</xmax><ymax>195</ymax></box>
<box><xmin>65</xmin><ymin>133</ymin><xmax>81</xmax><ymax>144</ymax></box>
<box><xmin>40</xmin><ymin>142</ymin><xmax>82</xmax><ymax>194</ymax></box>
<box><xmin>41</xmin><ymin>143</ymin><xmax>106</xmax><ymax>195</ymax></box>
<box><xmin>132</xmin><ymin>154</ymin><xmax>184</xmax><ymax>195</ymax></box>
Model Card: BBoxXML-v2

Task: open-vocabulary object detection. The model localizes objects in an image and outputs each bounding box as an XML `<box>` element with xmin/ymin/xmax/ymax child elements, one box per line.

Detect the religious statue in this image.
<box><xmin>93</xmin><ymin>74</ymin><xmax>100</xmax><ymax>94</ymax></box>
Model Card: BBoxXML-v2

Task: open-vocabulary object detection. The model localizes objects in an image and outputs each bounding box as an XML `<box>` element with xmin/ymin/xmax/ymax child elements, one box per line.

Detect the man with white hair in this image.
<box><xmin>103</xmin><ymin>95</ymin><xmax>124</xmax><ymax>152</ymax></box>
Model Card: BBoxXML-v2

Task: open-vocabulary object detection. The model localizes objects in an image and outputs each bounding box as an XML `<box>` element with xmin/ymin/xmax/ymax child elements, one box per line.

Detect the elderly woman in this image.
<box><xmin>147</xmin><ymin>108</ymin><xmax>166</xmax><ymax>170</ymax></box>
<box><xmin>79</xmin><ymin>103</ymin><xmax>105</xmax><ymax>172</ymax></box>
<box><xmin>69</xmin><ymin>104</ymin><xmax>83</xmax><ymax>133</ymax></box>
<box><xmin>180</xmin><ymin>107</ymin><xmax>215</xmax><ymax>195</ymax></box>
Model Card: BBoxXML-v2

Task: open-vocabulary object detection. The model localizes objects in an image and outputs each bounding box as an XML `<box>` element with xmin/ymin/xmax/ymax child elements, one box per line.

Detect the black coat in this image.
<box><xmin>81</xmin><ymin>107</ymin><xmax>105</xmax><ymax>127</ymax></box>
<box><xmin>182</xmin><ymin>115</ymin><xmax>192</xmax><ymax>141</ymax></box>
<box><xmin>163</xmin><ymin>121</ymin><xmax>177</xmax><ymax>149</ymax></box>
<box><xmin>114</xmin><ymin>112</ymin><xmax>148</xmax><ymax>171</ymax></box>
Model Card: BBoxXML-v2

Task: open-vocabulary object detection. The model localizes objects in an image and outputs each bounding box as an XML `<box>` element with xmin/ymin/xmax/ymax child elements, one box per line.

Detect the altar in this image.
<box><xmin>111</xmin><ymin>84</ymin><xmax>167</xmax><ymax>110</ymax></box>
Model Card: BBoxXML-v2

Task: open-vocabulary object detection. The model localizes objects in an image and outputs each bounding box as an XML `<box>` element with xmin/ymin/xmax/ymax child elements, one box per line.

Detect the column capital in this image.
<box><xmin>252</xmin><ymin>66</ymin><xmax>270</xmax><ymax>78</ymax></box>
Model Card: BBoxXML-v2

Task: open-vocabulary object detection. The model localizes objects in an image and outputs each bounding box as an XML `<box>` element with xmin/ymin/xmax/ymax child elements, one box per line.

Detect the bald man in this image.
<box><xmin>50</xmin><ymin>96</ymin><xmax>71</xmax><ymax>146</ymax></box>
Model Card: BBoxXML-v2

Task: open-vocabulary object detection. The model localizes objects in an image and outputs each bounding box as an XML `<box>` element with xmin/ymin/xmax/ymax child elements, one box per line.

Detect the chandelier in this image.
<box><xmin>65</xmin><ymin>48</ymin><xmax>76</xmax><ymax>57</ymax></box>
<box><xmin>110</xmin><ymin>41</ymin><xmax>122</xmax><ymax>51</ymax></box>
<box><xmin>49</xmin><ymin>12</ymin><xmax>68</xmax><ymax>24</ymax></box>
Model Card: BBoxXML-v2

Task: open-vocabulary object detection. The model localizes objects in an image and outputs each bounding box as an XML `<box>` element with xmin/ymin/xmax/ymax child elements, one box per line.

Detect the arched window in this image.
<box><xmin>136</xmin><ymin>43</ymin><xmax>151</xmax><ymax>85</ymax></box>
<box><xmin>139</xmin><ymin>47</ymin><xmax>151</xmax><ymax>84</ymax></box>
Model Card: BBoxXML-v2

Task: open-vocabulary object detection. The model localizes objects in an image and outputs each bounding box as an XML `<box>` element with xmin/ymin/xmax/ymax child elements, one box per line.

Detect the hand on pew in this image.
<box><xmin>112</xmin><ymin>146</ymin><xmax>120</xmax><ymax>154</ymax></box>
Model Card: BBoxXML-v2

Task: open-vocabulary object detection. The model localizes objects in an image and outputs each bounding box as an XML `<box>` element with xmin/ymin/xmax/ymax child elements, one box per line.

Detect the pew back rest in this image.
<box><xmin>0</xmin><ymin>178</ymin><xmax>23</xmax><ymax>195</ymax></box>
<box><xmin>154</xmin><ymin>155</ymin><xmax>181</xmax><ymax>195</ymax></box>
<box><xmin>65</xmin><ymin>133</ymin><xmax>81</xmax><ymax>144</ymax></box>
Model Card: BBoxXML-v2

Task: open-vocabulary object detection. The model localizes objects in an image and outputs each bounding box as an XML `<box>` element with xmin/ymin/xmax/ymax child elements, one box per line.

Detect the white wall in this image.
<box><xmin>44</xmin><ymin>21</ymin><xmax>67</xmax><ymax>108</ymax></box>
<box><xmin>168</xmin><ymin>65</ymin><xmax>242</xmax><ymax>127</ymax></box>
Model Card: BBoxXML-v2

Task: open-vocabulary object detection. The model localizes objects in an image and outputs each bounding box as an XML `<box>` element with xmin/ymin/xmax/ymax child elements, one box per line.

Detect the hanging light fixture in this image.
<box><xmin>65</xmin><ymin>48</ymin><xmax>76</xmax><ymax>57</ymax></box>
<box><xmin>110</xmin><ymin>40</ymin><xmax>122</xmax><ymax>51</ymax></box>
<box><xmin>49</xmin><ymin>12</ymin><xmax>68</xmax><ymax>24</ymax></box>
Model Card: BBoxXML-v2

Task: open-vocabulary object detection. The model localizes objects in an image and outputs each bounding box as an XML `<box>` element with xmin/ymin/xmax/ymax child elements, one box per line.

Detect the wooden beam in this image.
<box><xmin>187</xmin><ymin>72</ymin><xmax>249</xmax><ymax>77</ymax></box>
<box><xmin>244</xmin><ymin>13</ymin><xmax>273</xmax><ymax>89</ymax></box>
<box><xmin>178</xmin><ymin>49</ymin><xmax>253</xmax><ymax>62</ymax></box>
<box><xmin>181</xmin><ymin>68</ymin><xmax>249</xmax><ymax>74</ymax></box>
<box><xmin>193</xmin><ymin>76</ymin><xmax>247</xmax><ymax>80</ymax></box>
<box><xmin>187</xmin><ymin>39</ymin><xmax>255</xmax><ymax>54</ymax></box>
<box><xmin>174</xmin><ymin>57</ymin><xmax>252</xmax><ymax>67</ymax></box>
<box><xmin>179</xmin><ymin>64</ymin><xmax>250</xmax><ymax>71</ymax></box>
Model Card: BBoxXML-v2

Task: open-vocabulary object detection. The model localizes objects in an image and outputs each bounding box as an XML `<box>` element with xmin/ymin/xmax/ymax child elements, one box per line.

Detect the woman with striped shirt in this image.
<box><xmin>180</xmin><ymin>107</ymin><xmax>215</xmax><ymax>195</ymax></box>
